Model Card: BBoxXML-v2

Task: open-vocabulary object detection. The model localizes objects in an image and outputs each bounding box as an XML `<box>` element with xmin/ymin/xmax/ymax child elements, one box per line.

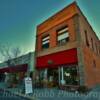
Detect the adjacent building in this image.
<box><xmin>0</xmin><ymin>52</ymin><xmax>35</xmax><ymax>87</ymax></box>
<box><xmin>36</xmin><ymin>2</ymin><xmax>100</xmax><ymax>88</ymax></box>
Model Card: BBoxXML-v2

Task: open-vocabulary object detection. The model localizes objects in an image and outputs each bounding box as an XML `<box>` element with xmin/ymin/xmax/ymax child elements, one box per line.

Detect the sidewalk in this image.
<box><xmin>0</xmin><ymin>82</ymin><xmax>36</xmax><ymax>100</ymax></box>
<box><xmin>24</xmin><ymin>88</ymin><xmax>100</xmax><ymax>100</ymax></box>
<box><xmin>0</xmin><ymin>82</ymin><xmax>100</xmax><ymax>100</ymax></box>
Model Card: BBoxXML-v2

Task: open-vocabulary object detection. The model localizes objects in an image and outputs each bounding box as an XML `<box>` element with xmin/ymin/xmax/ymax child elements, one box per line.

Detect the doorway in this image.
<box><xmin>47</xmin><ymin>68</ymin><xmax>59</xmax><ymax>87</ymax></box>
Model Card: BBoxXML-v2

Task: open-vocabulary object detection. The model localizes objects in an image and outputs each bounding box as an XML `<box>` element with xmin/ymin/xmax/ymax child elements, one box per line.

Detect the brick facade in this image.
<box><xmin>36</xmin><ymin>2</ymin><xmax>100</xmax><ymax>88</ymax></box>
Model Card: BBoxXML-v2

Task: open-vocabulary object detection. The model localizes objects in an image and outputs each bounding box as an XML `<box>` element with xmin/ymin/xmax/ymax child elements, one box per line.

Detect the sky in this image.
<box><xmin>0</xmin><ymin>0</ymin><xmax>100</xmax><ymax>55</ymax></box>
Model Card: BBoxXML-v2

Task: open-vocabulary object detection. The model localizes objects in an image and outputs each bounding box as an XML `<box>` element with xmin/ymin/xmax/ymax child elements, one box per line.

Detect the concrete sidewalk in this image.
<box><xmin>2</xmin><ymin>88</ymin><xmax>100</xmax><ymax>100</ymax></box>
<box><xmin>0</xmin><ymin>88</ymin><xmax>35</xmax><ymax>100</ymax></box>
<box><xmin>28</xmin><ymin>88</ymin><xmax>100</xmax><ymax>100</ymax></box>
<box><xmin>0</xmin><ymin>82</ymin><xmax>35</xmax><ymax>100</ymax></box>
<box><xmin>0</xmin><ymin>82</ymin><xmax>100</xmax><ymax>100</ymax></box>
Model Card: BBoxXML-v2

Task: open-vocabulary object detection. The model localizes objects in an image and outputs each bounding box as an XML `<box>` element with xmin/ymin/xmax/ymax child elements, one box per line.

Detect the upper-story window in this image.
<box><xmin>98</xmin><ymin>47</ymin><xmax>99</xmax><ymax>55</ymax></box>
<box><xmin>93</xmin><ymin>60</ymin><xmax>96</xmax><ymax>68</ymax></box>
<box><xmin>57</xmin><ymin>26</ymin><xmax>69</xmax><ymax>46</ymax></box>
<box><xmin>95</xmin><ymin>42</ymin><xmax>98</xmax><ymax>54</ymax></box>
<box><xmin>98</xmin><ymin>46</ymin><xmax>100</xmax><ymax>55</ymax></box>
<box><xmin>42</xmin><ymin>35</ymin><xmax>50</xmax><ymax>49</ymax></box>
<box><xmin>91</xmin><ymin>38</ymin><xmax>94</xmax><ymax>51</ymax></box>
<box><xmin>99</xmin><ymin>47</ymin><xmax>100</xmax><ymax>55</ymax></box>
<box><xmin>85</xmin><ymin>30</ymin><xmax>89</xmax><ymax>47</ymax></box>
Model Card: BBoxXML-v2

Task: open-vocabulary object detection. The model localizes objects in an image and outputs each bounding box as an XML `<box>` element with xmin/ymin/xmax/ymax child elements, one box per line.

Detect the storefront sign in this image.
<box><xmin>25</xmin><ymin>77</ymin><xmax>33</xmax><ymax>94</ymax></box>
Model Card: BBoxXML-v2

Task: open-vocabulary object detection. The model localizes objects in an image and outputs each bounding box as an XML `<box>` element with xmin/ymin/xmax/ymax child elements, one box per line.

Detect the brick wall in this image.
<box><xmin>36</xmin><ymin>2</ymin><xmax>100</xmax><ymax>88</ymax></box>
<box><xmin>77</xmin><ymin>5</ymin><xmax>100</xmax><ymax>87</ymax></box>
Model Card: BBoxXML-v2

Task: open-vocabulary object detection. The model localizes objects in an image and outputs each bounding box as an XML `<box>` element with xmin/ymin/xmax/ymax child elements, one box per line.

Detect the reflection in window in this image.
<box><xmin>63</xmin><ymin>66</ymin><xmax>79</xmax><ymax>85</ymax></box>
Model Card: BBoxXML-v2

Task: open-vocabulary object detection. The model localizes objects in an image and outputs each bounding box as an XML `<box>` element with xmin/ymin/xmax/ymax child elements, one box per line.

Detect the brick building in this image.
<box><xmin>36</xmin><ymin>2</ymin><xmax>100</xmax><ymax>88</ymax></box>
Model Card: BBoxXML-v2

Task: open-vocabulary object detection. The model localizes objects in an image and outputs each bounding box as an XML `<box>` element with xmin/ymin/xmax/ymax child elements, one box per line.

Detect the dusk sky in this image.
<box><xmin>0</xmin><ymin>0</ymin><xmax>100</xmax><ymax>55</ymax></box>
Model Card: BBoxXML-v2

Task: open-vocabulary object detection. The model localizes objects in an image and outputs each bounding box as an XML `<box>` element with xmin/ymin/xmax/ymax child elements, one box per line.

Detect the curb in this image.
<box><xmin>3</xmin><ymin>88</ymin><xmax>36</xmax><ymax>100</ymax></box>
<box><xmin>15</xmin><ymin>92</ymin><xmax>36</xmax><ymax>100</ymax></box>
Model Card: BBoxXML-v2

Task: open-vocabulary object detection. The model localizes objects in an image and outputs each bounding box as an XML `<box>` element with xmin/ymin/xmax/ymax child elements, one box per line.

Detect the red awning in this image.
<box><xmin>0</xmin><ymin>64</ymin><xmax>28</xmax><ymax>73</ymax></box>
<box><xmin>36</xmin><ymin>48</ymin><xmax>78</xmax><ymax>69</ymax></box>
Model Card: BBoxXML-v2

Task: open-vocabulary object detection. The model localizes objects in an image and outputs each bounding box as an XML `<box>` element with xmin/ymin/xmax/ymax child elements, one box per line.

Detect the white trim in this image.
<box><xmin>58</xmin><ymin>32</ymin><xmax>69</xmax><ymax>41</ymax></box>
<box><xmin>42</xmin><ymin>36</ymin><xmax>50</xmax><ymax>41</ymax></box>
<box><xmin>42</xmin><ymin>40</ymin><xmax>49</xmax><ymax>45</ymax></box>
<box><xmin>58</xmin><ymin>27</ymin><xmax>68</xmax><ymax>34</ymax></box>
<box><xmin>61</xmin><ymin>67</ymin><xmax>66</xmax><ymax>85</ymax></box>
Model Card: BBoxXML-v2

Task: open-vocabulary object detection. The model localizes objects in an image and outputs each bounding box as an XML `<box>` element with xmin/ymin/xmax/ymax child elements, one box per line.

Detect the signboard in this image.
<box><xmin>25</xmin><ymin>77</ymin><xmax>33</xmax><ymax>94</ymax></box>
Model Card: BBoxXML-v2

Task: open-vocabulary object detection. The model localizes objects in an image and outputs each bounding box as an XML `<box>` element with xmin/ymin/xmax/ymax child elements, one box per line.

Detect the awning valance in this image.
<box><xmin>36</xmin><ymin>48</ymin><xmax>78</xmax><ymax>69</ymax></box>
<box><xmin>0</xmin><ymin>64</ymin><xmax>28</xmax><ymax>73</ymax></box>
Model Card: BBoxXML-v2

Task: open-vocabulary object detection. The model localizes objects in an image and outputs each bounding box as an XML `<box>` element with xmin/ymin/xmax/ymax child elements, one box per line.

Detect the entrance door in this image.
<box><xmin>47</xmin><ymin>68</ymin><xmax>59</xmax><ymax>87</ymax></box>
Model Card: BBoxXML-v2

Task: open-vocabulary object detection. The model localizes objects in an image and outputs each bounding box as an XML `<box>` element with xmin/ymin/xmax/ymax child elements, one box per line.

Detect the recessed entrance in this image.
<box><xmin>47</xmin><ymin>68</ymin><xmax>59</xmax><ymax>87</ymax></box>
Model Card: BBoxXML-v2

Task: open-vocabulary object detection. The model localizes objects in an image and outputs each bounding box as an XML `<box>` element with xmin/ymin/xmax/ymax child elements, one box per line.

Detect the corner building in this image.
<box><xmin>36</xmin><ymin>2</ymin><xmax>100</xmax><ymax>88</ymax></box>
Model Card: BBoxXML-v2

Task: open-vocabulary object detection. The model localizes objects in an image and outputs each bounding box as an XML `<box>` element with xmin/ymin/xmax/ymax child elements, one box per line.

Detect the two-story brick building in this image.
<box><xmin>36</xmin><ymin>2</ymin><xmax>100</xmax><ymax>88</ymax></box>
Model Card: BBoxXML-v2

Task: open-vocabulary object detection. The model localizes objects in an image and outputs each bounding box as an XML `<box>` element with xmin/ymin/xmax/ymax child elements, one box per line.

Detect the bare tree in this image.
<box><xmin>0</xmin><ymin>44</ymin><xmax>22</xmax><ymax>87</ymax></box>
<box><xmin>11</xmin><ymin>47</ymin><xmax>21</xmax><ymax>58</ymax></box>
<box><xmin>0</xmin><ymin>44</ymin><xmax>22</xmax><ymax>65</ymax></box>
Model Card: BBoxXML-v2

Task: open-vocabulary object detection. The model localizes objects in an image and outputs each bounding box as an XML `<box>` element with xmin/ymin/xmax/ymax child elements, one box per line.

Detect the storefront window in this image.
<box><xmin>38</xmin><ymin>66</ymin><xmax>79</xmax><ymax>87</ymax></box>
<box><xmin>63</xmin><ymin>66</ymin><xmax>78</xmax><ymax>85</ymax></box>
<box><xmin>39</xmin><ymin>70</ymin><xmax>45</xmax><ymax>80</ymax></box>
